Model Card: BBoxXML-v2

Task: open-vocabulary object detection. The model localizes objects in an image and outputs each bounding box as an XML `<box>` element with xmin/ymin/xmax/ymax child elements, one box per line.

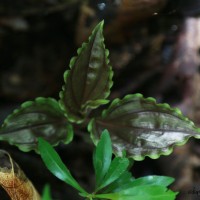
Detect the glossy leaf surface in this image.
<box><xmin>0</xmin><ymin>97</ymin><xmax>73</xmax><ymax>152</ymax></box>
<box><xmin>95</xmin><ymin>185</ymin><xmax>177</xmax><ymax>200</ymax></box>
<box><xmin>38</xmin><ymin>138</ymin><xmax>87</xmax><ymax>194</ymax></box>
<box><xmin>94</xmin><ymin>130</ymin><xmax>112</xmax><ymax>188</ymax></box>
<box><xmin>103</xmin><ymin>171</ymin><xmax>134</xmax><ymax>193</ymax></box>
<box><xmin>130</xmin><ymin>175</ymin><xmax>175</xmax><ymax>188</ymax></box>
<box><xmin>117</xmin><ymin>185</ymin><xmax>177</xmax><ymax>200</ymax></box>
<box><xmin>59</xmin><ymin>21</ymin><xmax>113</xmax><ymax>123</ymax></box>
<box><xmin>89</xmin><ymin>94</ymin><xmax>200</xmax><ymax>160</ymax></box>
<box><xmin>97</xmin><ymin>157</ymin><xmax>129</xmax><ymax>191</ymax></box>
<box><xmin>107</xmin><ymin>175</ymin><xmax>174</xmax><ymax>194</ymax></box>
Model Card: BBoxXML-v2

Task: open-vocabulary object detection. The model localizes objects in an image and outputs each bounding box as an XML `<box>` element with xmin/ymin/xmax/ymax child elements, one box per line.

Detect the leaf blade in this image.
<box><xmin>95</xmin><ymin>185</ymin><xmax>177</xmax><ymax>200</ymax></box>
<box><xmin>130</xmin><ymin>175</ymin><xmax>175</xmax><ymax>187</ymax></box>
<box><xmin>102</xmin><ymin>171</ymin><xmax>134</xmax><ymax>193</ymax></box>
<box><xmin>38</xmin><ymin>138</ymin><xmax>87</xmax><ymax>194</ymax></box>
<box><xmin>0</xmin><ymin>97</ymin><xmax>73</xmax><ymax>152</ymax></box>
<box><xmin>89</xmin><ymin>94</ymin><xmax>200</xmax><ymax>160</ymax></box>
<box><xmin>108</xmin><ymin>175</ymin><xmax>175</xmax><ymax>194</ymax></box>
<box><xmin>59</xmin><ymin>21</ymin><xmax>113</xmax><ymax>123</ymax></box>
<box><xmin>94</xmin><ymin>130</ymin><xmax>112</xmax><ymax>188</ymax></box>
<box><xmin>97</xmin><ymin>157</ymin><xmax>130</xmax><ymax>191</ymax></box>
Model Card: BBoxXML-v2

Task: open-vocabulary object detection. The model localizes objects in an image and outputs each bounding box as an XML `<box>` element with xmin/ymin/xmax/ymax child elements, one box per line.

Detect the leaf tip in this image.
<box><xmin>101</xmin><ymin>129</ymin><xmax>110</xmax><ymax>139</ymax></box>
<box><xmin>93</xmin><ymin>20</ymin><xmax>104</xmax><ymax>35</ymax></box>
<box><xmin>100</xmin><ymin>20</ymin><xmax>104</xmax><ymax>28</ymax></box>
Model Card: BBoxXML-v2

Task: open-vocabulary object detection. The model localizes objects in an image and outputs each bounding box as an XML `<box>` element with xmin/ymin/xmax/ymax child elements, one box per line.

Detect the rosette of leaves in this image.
<box><xmin>0</xmin><ymin>20</ymin><xmax>113</xmax><ymax>151</ymax></box>
<box><xmin>39</xmin><ymin>130</ymin><xmax>178</xmax><ymax>200</ymax></box>
<box><xmin>0</xmin><ymin>19</ymin><xmax>200</xmax><ymax>160</ymax></box>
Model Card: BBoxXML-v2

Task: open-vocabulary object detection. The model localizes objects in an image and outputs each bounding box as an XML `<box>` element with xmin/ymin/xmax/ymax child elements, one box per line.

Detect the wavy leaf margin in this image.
<box><xmin>59</xmin><ymin>20</ymin><xmax>113</xmax><ymax>124</ymax></box>
<box><xmin>88</xmin><ymin>93</ymin><xmax>200</xmax><ymax>161</ymax></box>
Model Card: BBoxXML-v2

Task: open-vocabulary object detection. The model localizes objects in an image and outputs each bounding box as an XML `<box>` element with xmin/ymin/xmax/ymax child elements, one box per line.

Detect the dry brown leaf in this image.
<box><xmin>0</xmin><ymin>150</ymin><xmax>40</xmax><ymax>200</ymax></box>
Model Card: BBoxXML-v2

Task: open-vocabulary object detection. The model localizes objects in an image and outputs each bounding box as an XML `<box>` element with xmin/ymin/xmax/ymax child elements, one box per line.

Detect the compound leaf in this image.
<box><xmin>89</xmin><ymin>94</ymin><xmax>200</xmax><ymax>160</ymax></box>
<box><xmin>59</xmin><ymin>21</ymin><xmax>113</xmax><ymax>123</ymax></box>
<box><xmin>0</xmin><ymin>97</ymin><xmax>73</xmax><ymax>152</ymax></box>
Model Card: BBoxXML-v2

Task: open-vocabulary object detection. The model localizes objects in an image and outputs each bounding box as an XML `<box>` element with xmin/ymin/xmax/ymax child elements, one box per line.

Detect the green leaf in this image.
<box><xmin>94</xmin><ymin>130</ymin><xmax>112</xmax><ymax>188</ymax></box>
<box><xmin>97</xmin><ymin>157</ymin><xmax>129</xmax><ymax>191</ymax></box>
<box><xmin>102</xmin><ymin>171</ymin><xmax>134</xmax><ymax>193</ymax></box>
<box><xmin>130</xmin><ymin>175</ymin><xmax>175</xmax><ymax>187</ymax></box>
<box><xmin>106</xmin><ymin>175</ymin><xmax>174</xmax><ymax>194</ymax></box>
<box><xmin>103</xmin><ymin>173</ymin><xmax>174</xmax><ymax>194</ymax></box>
<box><xmin>59</xmin><ymin>20</ymin><xmax>113</xmax><ymax>123</ymax></box>
<box><xmin>88</xmin><ymin>93</ymin><xmax>200</xmax><ymax>160</ymax></box>
<box><xmin>95</xmin><ymin>185</ymin><xmax>178</xmax><ymax>200</ymax></box>
<box><xmin>117</xmin><ymin>185</ymin><xmax>178</xmax><ymax>200</ymax></box>
<box><xmin>38</xmin><ymin>138</ymin><xmax>87</xmax><ymax>195</ymax></box>
<box><xmin>42</xmin><ymin>185</ymin><xmax>52</xmax><ymax>200</ymax></box>
<box><xmin>0</xmin><ymin>97</ymin><xmax>73</xmax><ymax>152</ymax></box>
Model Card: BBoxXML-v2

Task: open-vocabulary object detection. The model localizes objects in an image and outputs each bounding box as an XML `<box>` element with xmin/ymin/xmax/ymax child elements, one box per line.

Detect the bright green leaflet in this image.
<box><xmin>38</xmin><ymin>137</ymin><xmax>87</xmax><ymax>195</ymax></box>
<box><xmin>94</xmin><ymin>130</ymin><xmax>112</xmax><ymax>188</ymax></box>
<box><xmin>0</xmin><ymin>97</ymin><xmax>73</xmax><ymax>152</ymax></box>
<box><xmin>89</xmin><ymin>93</ymin><xmax>200</xmax><ymax>160</ymax></box>
<box><xmin>95</xmin><ymin>185</ymin><xmax>177</xmax><ymax>200</ymax></box>
<box><xmin>129</xmin><ymin>175</ymin><xmax>175</xmax><ymax>188</ymax></box>
<box><xmin>102</xmin><ymin>171</ymin><xmax>134</xmax><ymax>193</ymax></box>
<box><xmin>103</xmin><ymin>174</ymin><xmax>174</xmax><ymax>194</ymax></box>
<box><xmin>105</xmin><ymin>175</ymin><xmax>174</xmax><ymax>193</ymax></box>
<box><xmin>97</xmin><ymin>157</ymin><xmax>129</xmax><ymax>191</ymax></box>
<box><xmin>59</xmin><ymin>21</ymin><xmax>113</xmax><ymax>123</ymax></box>
<box><xmin>93</xmin><ymin>130</ymin><xmax>129</xmax><ymax>192</ymax></box>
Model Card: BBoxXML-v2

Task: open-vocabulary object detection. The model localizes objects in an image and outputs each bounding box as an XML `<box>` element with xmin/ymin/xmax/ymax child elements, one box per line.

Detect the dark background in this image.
<box><xmin>0</xmin><ymin>0</ymin><xmax>200</xmax><ymax>199</ymax></box>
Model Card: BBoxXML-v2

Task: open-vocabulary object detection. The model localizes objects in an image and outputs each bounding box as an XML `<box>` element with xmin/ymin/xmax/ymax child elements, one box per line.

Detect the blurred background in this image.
<box><xmin>0</xmin><ymin>0</ymin><xmax>200</xmax><ymax>199</ymax></box>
